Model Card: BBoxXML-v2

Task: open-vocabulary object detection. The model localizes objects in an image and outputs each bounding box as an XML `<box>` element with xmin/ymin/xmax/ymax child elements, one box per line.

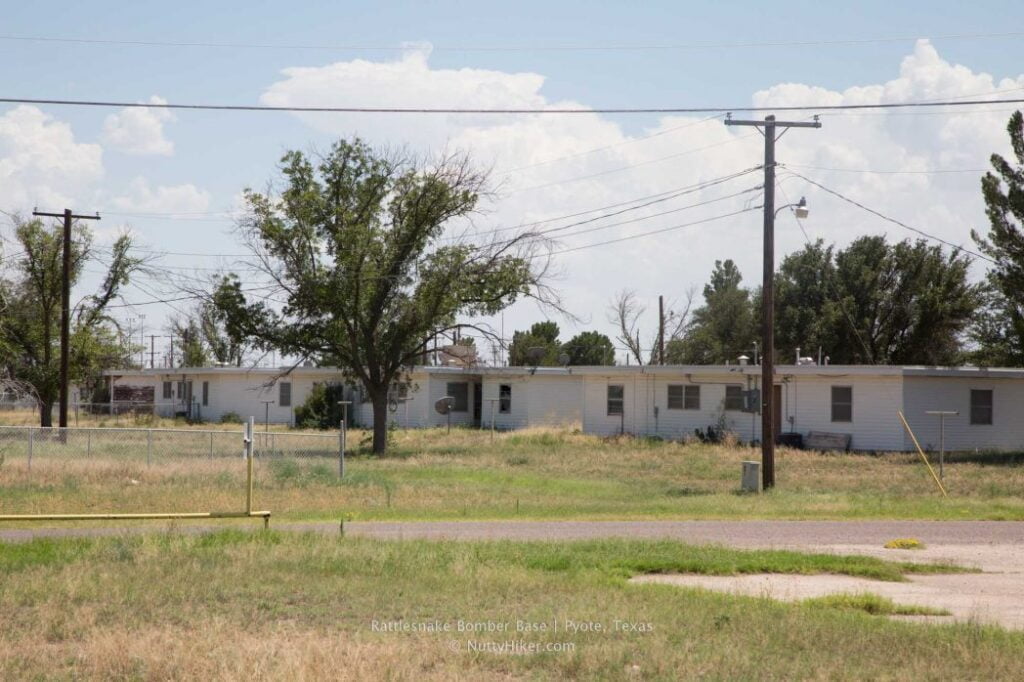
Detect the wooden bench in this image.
<box><xmin>805</xmin><ymin>431</ymin><xmax>852</xmax><ymax>452</ymax></box>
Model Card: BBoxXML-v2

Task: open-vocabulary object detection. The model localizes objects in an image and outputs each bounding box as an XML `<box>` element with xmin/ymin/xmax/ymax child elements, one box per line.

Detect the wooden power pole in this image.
<box><xmin>658</xmin><ymin>295</ymin><xmax>665</xmax><ymax>365</ymax></box>
<box><xmin>32</xmin><ymin>208</ymin><xmax>100</xmax><ymax>428</ymax></box>
<box><xmin>723</xmin><ymin>114</ymin><xmax>820</xmax><ymax>489</ymax></box>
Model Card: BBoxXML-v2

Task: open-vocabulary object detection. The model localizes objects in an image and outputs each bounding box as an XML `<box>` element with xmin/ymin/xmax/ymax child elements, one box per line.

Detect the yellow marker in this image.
<box><xmin>897</xmin><ymin>410</ymin><xmax>948</xmax><ymax>498</ymax></box>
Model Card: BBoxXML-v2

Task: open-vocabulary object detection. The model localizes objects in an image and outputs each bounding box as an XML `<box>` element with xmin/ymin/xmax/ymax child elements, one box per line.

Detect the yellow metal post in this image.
<box><xmin>897</xmin><ymin>410</ymin><xmax>948</xmax><ymax>497</ymax></box>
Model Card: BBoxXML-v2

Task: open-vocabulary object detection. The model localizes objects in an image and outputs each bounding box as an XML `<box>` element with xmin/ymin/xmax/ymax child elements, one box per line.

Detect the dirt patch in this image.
<box><xmin>631</xmin><ymin>569</ymin><xmax>1024</xmax><ymax>629</ymax></box>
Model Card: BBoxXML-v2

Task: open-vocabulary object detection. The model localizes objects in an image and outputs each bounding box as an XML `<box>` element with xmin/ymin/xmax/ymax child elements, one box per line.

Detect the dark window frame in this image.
<box><xmin>724</xmin><ymin>385</ymin><xmax>745</xmax><ymax>411</ymax></box>
<box><xmin>684</xmin><ymin>385</ymin><xmax>700</xmax><ymax>410</ymax></box>
<box><xmin>447</xmin><ymin>382</ymin><xmax>469</xmax><ymax>412</ymax></box>
<box><xmin>162</xmin><ymin>381</ymin><xmax>172</xmax><ymax>400</ymax></box>
<box><xmin>607</xmin><ymin>384</ymin><xmax>624</xmax><ymax>416</ymax></box>
<box><xmin>499</xmin><ymin>384</ymin><xmax>512</xmax><ymax>414</ymax></box>
<box><xmin>202</xmin><ymin>381</ymin><xmax>209</xmax><ymax>406</ymax></box>
<box><xmin>667</xmin><ymin>384</ymin><xmax>684</xmax><ymax>410</ymax></box>
<box><xmin>970</xmin><ymin>389</ymin><xmax>993</xmax><ymax>425</ymax></box>
<box><xmin>831</xmin><ymin>386</ymin><xmax>853</xmax><ymax>423</ymax></box>
<box><xmin>279</xmin><ymin>381</ymin><xmax>292</xmax><ymax>408</ymax></box>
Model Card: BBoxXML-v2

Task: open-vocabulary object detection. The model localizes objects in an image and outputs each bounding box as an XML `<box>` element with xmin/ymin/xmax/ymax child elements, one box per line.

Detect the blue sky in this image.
<box><xmin>2</xmin><ymin>1</ymin><xmax>1024</xmax><ymax>364</ymax></box>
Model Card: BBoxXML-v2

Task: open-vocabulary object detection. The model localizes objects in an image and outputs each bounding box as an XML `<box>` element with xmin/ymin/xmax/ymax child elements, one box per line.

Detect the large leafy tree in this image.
<box><xmin>508</xmin><ymin>321</ymin><xmax>561</xmax><ymax>366</ymax></box>
<box><xmin>212</xmin><ymin>139</ymin><xmax>552</xmax><ymax>453</ymax></box>
<box><xmin>667</xmin><ymin>259</ymin><xmax>755</xmax><ymax>363</ymax></box>
<box><xmin>0</xmin><ymin>218</ymin><xmax>141</xmax><ymax>425</ymax></box>
<box><xmin>773</xmin><ymin>236</ymin><xmax>980</xmax><ymax>364</ymax></box>
<box><xmin>971</xmin><ymin>110</ymin><xmax>1024</xmax><ymax>366</ymax></box>
<box><xmin>561</xmin><ymin>330</ymin><xmax>615</xmax><ymax>366</ymax></box>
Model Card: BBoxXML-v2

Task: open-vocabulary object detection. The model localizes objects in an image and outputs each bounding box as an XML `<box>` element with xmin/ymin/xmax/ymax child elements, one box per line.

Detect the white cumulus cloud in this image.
<box><xmin>0</xmin><ymin>105</ymin><xmax>104</xmax><ymax>212</ymax></box>
<box><xmin>102</xmin><ymin>95</ymin><xmax>176</xmax><ymax>156</ymax></box>
<box><xmin>108</xmin><ymin>177</ymin><xmax>211</xmax><ymax>214</ymax></box>
<box><xmin>257</xmin><ymin>40</ymin><xmax>1024</xmax><ymax>358</ymax></box>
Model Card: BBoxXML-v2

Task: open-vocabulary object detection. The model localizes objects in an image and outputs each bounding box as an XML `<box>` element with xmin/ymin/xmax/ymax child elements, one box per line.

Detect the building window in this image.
<box><xmin>667</xmin><ymin>385</ymin><xmax>683</xmax><ymax>410</ymax></box>
<box><xmin>162</xmin><ymin>381</ymin><xmax>172</xmax><ymax>399</ymax></box>
<box><xmin>970</xmin><ymin>389</ymin><xmax>993</xmax><ymax>425</ymax></box>
<box><xmin>607</xmin><ymin>384</ymin><xmax>624</xmax><ymax>416</ymax></box>
<box><xmin>831</xmin><ymin>386</ymin><xmax>853</xmax><ymax>422</ymax></box>
<box><xmin>684</xmin><ymin>385</ymin><xmax>700</xmax><ymax>410</ymax></box>
<box><xmin>447</xmin><ymin>382</ymin><xmax>469</xmax><ymax>412</ymax></box>
<box><xmin>202</xmin><ymin>381</ymin><xmax>209</xmax><ymax>406</ymax></box>
<box><xmin>499</xmin><ymin>384</ymin><xmax>512</xmax><ymax>413</ymax></box>
<box><xmin>724</xmin><ymin>385</ymin><xmax>744</xmax><ymax>411</ymax></box>
<box><xmin>279</xmin><ymin>382</ymin><xmax>292</xmax><ymax>408</ymax></box>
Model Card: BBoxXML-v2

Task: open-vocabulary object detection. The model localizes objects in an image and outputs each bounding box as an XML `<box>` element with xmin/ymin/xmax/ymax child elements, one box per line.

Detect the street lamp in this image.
<box><xmin>776</xmin><ymin>196</ymin><xmax>809</xmax><ymax>219</ymax></box>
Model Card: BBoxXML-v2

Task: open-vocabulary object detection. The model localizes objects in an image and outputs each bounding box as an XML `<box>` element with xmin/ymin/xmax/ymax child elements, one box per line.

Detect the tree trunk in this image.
<box><xmin>371</xmin><ymin>391</ymin><xmax>389</xmax><ymax>454</ymax></box>
<box><xmin>40</xmin><ymin>399</ymin><xmax>53</xmax><ymax>427</ymax></box>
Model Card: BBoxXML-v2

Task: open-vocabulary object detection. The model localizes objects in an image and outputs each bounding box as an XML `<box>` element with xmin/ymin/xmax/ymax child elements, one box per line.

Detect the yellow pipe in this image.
<box><xmin>0</xmin><ymin>512</ymin><xmax>270</xmax><ymax>521</ymax></box>
<box><xmin>897</xmin><ymin>410</ymin><xmax>949</xmax><ymax>497</ymax></box>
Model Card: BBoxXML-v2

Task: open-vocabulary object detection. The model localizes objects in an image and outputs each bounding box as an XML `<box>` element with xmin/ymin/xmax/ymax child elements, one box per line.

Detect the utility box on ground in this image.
<box><xmin>741</xmin><ymin>461</ymin><xmax>761</xmax><ymax>493</ymax></box>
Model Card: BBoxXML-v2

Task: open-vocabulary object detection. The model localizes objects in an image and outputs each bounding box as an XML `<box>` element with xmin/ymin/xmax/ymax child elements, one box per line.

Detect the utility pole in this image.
<box><xmin>149</xmin><ymin>335</ymin><xmax>156</xmax><ymax>369</ymax></box>
<box><xmin>32</xmin><ymin>208</ymin><xmax>100</xmax><ymax>428</ymax></box>
<box><xmin>138</xmin><ymin>313</ymin><xmax>146</xmax><ymax>367</ymax></box>
<box><xmin>724</xmin><ymin>113</ymin><xmax>820</xmax><ymax>489</ymax></box>
<box><xmin>658</xmin><ymin>295</ymin><xmax>666</xmax><ymax>365</ymax></box>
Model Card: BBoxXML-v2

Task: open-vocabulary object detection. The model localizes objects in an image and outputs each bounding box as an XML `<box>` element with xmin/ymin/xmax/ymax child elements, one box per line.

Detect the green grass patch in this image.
<box><xmin>803</xmin><ymin>593</ymin><xmax>951</xmax><ymax>617</ymax></box>
<box><xmin>0</xmin><ymin>531</ymin><xmax>1015</xmax><ymax>680</ymax></box>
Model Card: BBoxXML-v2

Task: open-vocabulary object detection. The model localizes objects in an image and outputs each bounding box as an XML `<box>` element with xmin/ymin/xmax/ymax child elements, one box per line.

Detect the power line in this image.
<box><xmin>783</xmin><ymin>169</ymin><xmax>995</xmax><ymax>263</ymax></box>
<box><xmin>543</xmin><ymin>206</ymin><xmax>759</xmax><ymax>257</ymax></box>
<box><xmin>782</xmin><ymin>163</ymin><xmax>988</xmax><ymax>175</ymax></box>
<box><xmin>4</xmin><ymin>95</ymin><xmax>1024</xmax><ymax>115</ymax></box>
<box><xmin>3</xmin><ymin>31</ymin><xmax>1024</xmax><ymax>52</ymax></box>
<box><xmin>507</xmin><ymin>134</ymin><xmax>761</xmax><ymax>193</ymax></box>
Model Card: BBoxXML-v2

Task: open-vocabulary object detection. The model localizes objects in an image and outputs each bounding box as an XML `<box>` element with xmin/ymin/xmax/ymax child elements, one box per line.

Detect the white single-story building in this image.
<box><xmin>101</xmin><ymin>364</ymin><xmax>1024</xmax><ymax>452</ymax></box>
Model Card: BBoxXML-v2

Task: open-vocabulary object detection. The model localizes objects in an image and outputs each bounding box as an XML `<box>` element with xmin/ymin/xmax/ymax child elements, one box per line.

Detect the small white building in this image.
<box><xmin>102</xmin><ymin>364</ymin><xmax>1024</xmax><ymax>452</ymax></box>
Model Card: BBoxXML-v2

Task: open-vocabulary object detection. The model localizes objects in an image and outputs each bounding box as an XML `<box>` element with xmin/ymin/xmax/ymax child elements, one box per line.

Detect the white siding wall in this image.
<box><xmin>526</xmin><ymin>375</ymin><xmax>583</xmax><ymax>427</ymax></box>
<box><xmin>649</xmin><ymin>376</ymin><xmax>754</xmax><ymax>441</ymax></box>
<box><xmin>788</xmin><ymin>374</ymin><xmax>905</xmax><ymax>451</ymax></box>
<box><xmin>480</xmin><ymin>376</ymin><xmax>530</xmax><ymax>429</ymax></box>
<box><xmin>582</xmin><ymin>374</ymin><xmax>638</xmax><ymax>436</ymax></box>
<box><xmin>427</xmin><ymin>375</ymin><xmax>479</xmax><ymax>428</ymax></box>
<box><xmin>902</xmin><ymin>377</ymin><xmax>1024</xmax><ymax>452</ymax></box>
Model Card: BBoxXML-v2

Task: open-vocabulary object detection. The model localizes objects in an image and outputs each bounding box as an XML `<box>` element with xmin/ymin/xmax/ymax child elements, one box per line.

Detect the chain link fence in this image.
<box><xmin>0</xmin><ymin>425</ymin><xmax>341</xmax><ymax>470</ymax></box>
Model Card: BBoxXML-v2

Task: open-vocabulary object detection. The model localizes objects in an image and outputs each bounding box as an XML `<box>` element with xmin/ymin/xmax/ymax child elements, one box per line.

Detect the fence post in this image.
<box><xmin>210</xmin><ymin>431</ymin><xmax>214</xmax><ymax>459</ymax></box>
<box><xmin>27</xmin><ymin>428</ymin><xmax>33</xmax><ymax>471</ymax></box>
<box><xmin>87</xmin><ymin>430</ymin><xmax>91</xmax><ymax>457</ymax></box>
<box><xmin>147</xmin><ymin>429</ymin><xmax>152</xmax><ymax>466</ymax></box>
<box><xmin>245</xmin><ymin>417</ymin><xmax>254</xmax><ymax>513</ymax></box>
<box><xmin>338</xmin><ymin>401</ymin><xmax>351</xmax><ymax>479</ymax></box>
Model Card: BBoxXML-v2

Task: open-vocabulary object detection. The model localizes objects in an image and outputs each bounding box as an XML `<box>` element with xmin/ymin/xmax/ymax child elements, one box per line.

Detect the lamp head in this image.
<box><xmin>794</xmin><ymin>196</ymin><xmax>809</xmax><ymax>219</ymax></box>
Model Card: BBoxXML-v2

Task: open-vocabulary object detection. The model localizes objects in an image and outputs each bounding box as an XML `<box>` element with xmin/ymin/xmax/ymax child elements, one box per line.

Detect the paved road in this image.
<box><xmin>2</xmin><ymin>519</ymin><xmax>1023</xmax><ymax>545</ymax></box>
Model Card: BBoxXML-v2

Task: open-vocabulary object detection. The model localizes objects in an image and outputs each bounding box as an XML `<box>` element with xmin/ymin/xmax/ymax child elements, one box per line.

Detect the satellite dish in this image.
<box><xmin>526</xmin><ymin>346</ymin><xmax>547</xmax><ymax>365</ymax></box>
<box><xmin>434</xmin><ymin>396</ymin><xmax>455</xmax><ymax>415</ymax></box>
<box><xmin>558</xmin><ymin>352</ymin><xmax>570</xmax><ymax>367</ymax></box>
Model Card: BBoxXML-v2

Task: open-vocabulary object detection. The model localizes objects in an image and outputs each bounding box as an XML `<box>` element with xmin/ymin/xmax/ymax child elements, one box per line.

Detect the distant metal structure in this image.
<box><xmin>925</xmin><ymin>410</ymin><xmax>959</xmax><ymax>481</ymax></box>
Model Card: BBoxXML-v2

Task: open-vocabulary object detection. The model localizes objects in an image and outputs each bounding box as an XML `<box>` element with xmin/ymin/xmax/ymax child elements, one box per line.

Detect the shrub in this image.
<box><xmin>220</xmin><ymin>411</ymin><xmax>243</xmax><ymax>424</ymax></box>
<box><xmin>294</xmin><ymin>383</ymin><xmax>348</xmax><ymax>430</ymax></box>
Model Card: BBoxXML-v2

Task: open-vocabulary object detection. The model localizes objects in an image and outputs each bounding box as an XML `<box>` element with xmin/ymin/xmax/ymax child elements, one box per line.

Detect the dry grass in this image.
<box><xmin>2</xmin><ymin>425</ymin><xmax>1024</xmax><ymax>522</ymax></box>
<box><xmin>0</xmin><ymin>532</ymin><xmax>1019</xmax><ymax>681</ymax></box>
